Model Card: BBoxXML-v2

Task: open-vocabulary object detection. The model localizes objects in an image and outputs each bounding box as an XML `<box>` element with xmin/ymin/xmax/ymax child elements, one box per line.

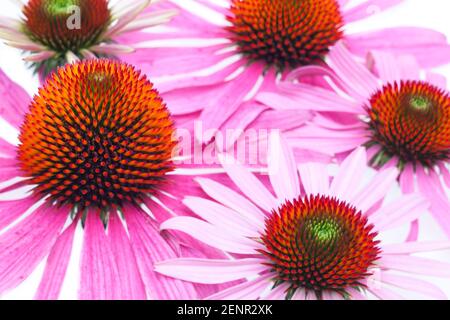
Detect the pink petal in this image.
<box><xmin>198</xmin><ymin>63</ymin><xmax>264</xmax><ymax>144</ymax></box>
<box><xmin>160</xmin><ymin>216</ymin><xmax>257</xmax><ymax>254</ymax></box>
<box><xmin>268</xmin><ymin>133</ymin><xmax>300</xmax><ymax>203</ymax></box>
<box><xmin>218</xmin><ymin>153</ymin><xmax>277</xmax><ymax>212</ymax></box>
<box><xmin>350</xmin><ymin>167</ymin><xmax>398</xmax><ymax>213</ymax></box>
<box><xmin>0</xmin><ymin>203</ymin><xmax>68</xmax><ymax>294</ymax></box>
<box><xmin>369</xmin><ymin>194</ymin><xmax>429</xmax><ymax>231</ymax></box>
<box><xmin>183</xmin><ymin>196</ymin><xmax>261</xmax><ymax>237</ymax></box>
<box><xmin>298</xmin><ymin>163</ymin><xmax>330</xmax><ymax>195</ymax></box>
<box><xmin>0</xmin><ymin>69</ymin><xmax>30</xmax><ymax>129</ymax></box>
<box><xmin>35</xmin><ymin>219</ymin><xmax>78</xmax><ymax>300</ymax></box>
<box><xmin>262</xmin><ymin>283</ymin><xmax>290</xmax><ymax>300</ymax></box>
<box><xmin>380</xmin><ymin>272</ymin><xmax>446</xmax><ymax>299</ymax></box>
<box><xmin>327</xmin><ymin>42</ymin><xmax>380</xmax><ymax>100</ymax></box>
<box><xmin>124</xmin><ymin>207</ymin><xmax>198</xmax><ymax>299</ymax></box>
<box><xmin>368</xmin><ymin>50</ymin><xmax>402</xmax><ymax>84</ymax></box>
<box><xmin>343</xmin><ymin>0</ymin><xmax>403</xmax><ymax>23</ymax></box>
<box><xmin>368</xmin><ymin>286</ymin><xmax>404</xmax><ymax>300</ymax></box>
<box><xmin>155</xmin><ymin>258</ymin><xmax>267</xmax><ymax>284</ymax></box>
<box><xmin>206</xmin><ymin>274</ymin><xmax>272</xmax><ymax>300</ymax></box>
<box><xmin>0</xmin><ymin>137</ymin><xmax>16</xmax><ymax>157</ymax></box>
<box><xmin>195</xmin><ymin>177</ymin><xmax>267</xmax><ymax>223</ymax></box>
<box><xmin>380</xmin><ymin>255</ymin><xmax>450</xmax><ymax>277</ymax></box>
<box><xmin>0</xmin><ymin>196</ymin><xmax>36</xmax><ymax>231</ymax></box>
<box><xmin>329</xmin><ymin>148</ymin><xmax>368</xmax><ymax>201</ymax></box>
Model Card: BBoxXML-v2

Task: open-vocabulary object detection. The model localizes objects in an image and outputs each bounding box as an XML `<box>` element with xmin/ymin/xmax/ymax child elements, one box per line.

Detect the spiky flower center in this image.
<box><xmin>18</xmin><ymin>60</ymin><xmax>176</xmax><ymax>210</ymax></box>
<box><xmin>367</xmin><ymin>81</ymin><xmax>450</xmax><ymax>168</ymax></box>
<box><xmin>261</xmin><ymin>195</ymin><xmax>380</xmax><ymax>299</ymax></box>
<box><xmin>227</xmin><ymin>0</ymin><xmax>344</xmax><ymax>70</ymax></box>
<box><xmin>23</xmin><ymin>0</ymin><xmax>111</xmax><ymax>53</ymax></box>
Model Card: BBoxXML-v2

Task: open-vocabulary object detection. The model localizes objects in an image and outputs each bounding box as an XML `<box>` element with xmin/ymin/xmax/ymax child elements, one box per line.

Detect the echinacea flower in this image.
<box><xmin>0</xmin><ymin>59</ymin><xmax>228</xmax><ymax>300</ymax></box>
<box><xmin>126</xmin><ymin>0</ymin><xmax>450</xmax><ymax>145</ymax></box>
<box><xmin>257</xmin><ymin>43</ymin><xmax>450</xmax><ymax>238</ymax></box>
<box><xmin>0</xmin><ymin>0</ymin><xmax>176</xmax><ymax>78</ymax></box>
<box><xmin>155</xmin><ymin>135</ymin><xmax>450</xmax><ymax>300</ymax></box>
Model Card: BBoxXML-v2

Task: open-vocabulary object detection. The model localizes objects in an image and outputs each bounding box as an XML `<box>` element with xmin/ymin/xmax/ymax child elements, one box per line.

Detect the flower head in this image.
<box><xmin>0</xmin><ymin>60</ymin><xmax>219</xmax><ymax>300</ymax></box>
<box><xmin>155</xmin><ymin>135</ymin><xmax>450</xmax><ymax>300</ymax></box>
<box><xmin>0</xmin><ymin>0</ymin><xmax>177</xmax><ymax>78</ymax></box>
<box><xmin>126</xmin><ymin>0</ymin><xmax>450</xmax><ymax>145</ymax></box>
<box><xmin>257</xmin><ymin>43</ymin><xmax>450</xmax><ymax>238</ymax></box>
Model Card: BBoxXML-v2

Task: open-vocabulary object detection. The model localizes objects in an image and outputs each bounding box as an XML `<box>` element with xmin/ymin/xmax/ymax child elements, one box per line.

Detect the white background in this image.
<box><xmin>0</xmin><ymin>0</ymin><xmax>450</xmax><ymax>299</ymax></box>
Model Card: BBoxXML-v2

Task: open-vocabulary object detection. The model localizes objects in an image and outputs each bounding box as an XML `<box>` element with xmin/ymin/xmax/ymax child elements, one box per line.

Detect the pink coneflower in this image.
<box><xmin>0</xmin><ymin>59</ymin><xmax>224</xmax><ymax>300</ymax></box>
<box><xmin>125</xmin><ymin>0</ymin><xmax>450</xmax><ymax>144</ymax></box>
<box><xmin>155</xmin><ymin>135</ymin><xmax>450</xmax><ymax>300</ymax></box>
<box><xmin>0</xmin><ymin>0</ymin><xmax>176</xmax><ymax>78</ymax></box>
<box><xmin>257</xmin><ymin>43</ymin><xmax>450</xmax><ymax>238</ymax></box>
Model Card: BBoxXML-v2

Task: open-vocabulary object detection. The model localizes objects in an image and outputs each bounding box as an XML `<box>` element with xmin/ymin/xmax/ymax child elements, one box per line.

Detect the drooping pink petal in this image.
<box><xmin>327</xmin><ymin>42</ymin><xmax>380</xmax><ymax>100</ymax></box>
<box><xmin>343</xmin><ymin>0</ymin><xmax>403</xmax><ymax>23</ymax></box>
<box><xmin>35</xmin><ymin>219</ymin><xmax>78</xmax><ymax>300</ymax></box>
<box><xmin>369</xmin><ymin>194</ymin><xmax>429</xmax><ymax>231</ymax></box>
<box><xmin>0</xmin><ymin>203</ymin><xmax>68</xmax><ymax>295</ymax></box>
<box><xmin>0</xmin><ymin>69</ymin><xmax>30</xmax><ymax>129</ymax></box>
<box><xmin>368</xmin><ymin>50</ymin><xmax>402</xmax><ymax>84</ymax></box>
<box><xmin>0</xmin><ymin>196</ymin><xmax>38</xmax><ymax>234</ymax></box>
<box><xmin>155</xmin><ymin>258</ymin><xmax>267</xmax><ymax>284</ymax></box>
<box><xmin>262</xmin><ymin>283</ymin><xmax>290</xmax><ymax>300</ymax></box>
<box><xmin>368</xmin><ymin>286</ymin><xmax>404</xmax><ymax>300</ymax></box>
<box><xmin>124</xmin><ymin>207</ymin><xmax>198</xmax><ymax>299</ymax></box>
<box><xmin>198</xmin><ymin>63</ymin><xmax>264</xmax><ymax>143</ymax></box>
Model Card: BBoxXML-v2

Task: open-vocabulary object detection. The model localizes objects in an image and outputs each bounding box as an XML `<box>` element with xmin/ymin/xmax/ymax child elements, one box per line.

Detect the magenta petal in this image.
<box><xmin>0</xmin><ymin>69</ymin><xmax>30</xmax><ymax>129</ymax></box>
<box><xmin>124</xmin><ymin>206</ymin><xmax>198</xmax><ymax>300</ymax></box>
<box><xmin>80</xmin><ymin>211</ymin><xmax>146</xmax><ymax>300</ymax></box>
<box><xmin>0</xmin><ymin>203</ymin><xmax>68</xmax><ymax>294</ymax></box>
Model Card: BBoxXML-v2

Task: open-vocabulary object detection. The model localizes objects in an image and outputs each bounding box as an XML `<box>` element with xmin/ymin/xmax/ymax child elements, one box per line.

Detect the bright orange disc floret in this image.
<box><xmin>23</xmin><ymin>0</ymin><xmax>111</xmax><ymax>53</ymax></box>
<box><xmin>18</xmin><ymin>60</ymin><xmax>176</xmax><ymax>209</ymax></box>
<box><xmin>368</xmin><ymin>81</ymin><xmax>450</xmax><ymax>167</ymax></box>
<box><xmin>227</xmin><ymin>0</ymin><xmax>344</xmax><ymax>70</ymax></box>
<box><xmin>261</xmin><ymin>195</ymin><xmax>380</xmax><ymax>299</ymax></box>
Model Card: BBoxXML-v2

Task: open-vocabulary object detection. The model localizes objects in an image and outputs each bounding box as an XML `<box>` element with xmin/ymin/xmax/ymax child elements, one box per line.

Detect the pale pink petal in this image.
<box><xmin>329</xmin><ymin>148</ymin><xmax>368</xmax><ymax>201</ymax></box>
<box><xmin>380</xmin><ymin>272</ymin><xmax>446</xmax><ymax>299</ymax></box>
<box><xmin>195</xmin><ymin>177</ymin><xmax>267</xmax><ymax>225</ymax></box>
<box><xmin>380</xmin><ymin>255</ymin><xmax>450</xmax><ymax>277</ymax></box>
<box><xmin>327</xmin><ymin>42</ymin><xmax>380</xmax><ymax>100</ymax></box>
<box><xmin>0</xmin><ymin>203</ymin><xmax>68</xmax><ymax>294</ymax></box>
<box><xmin>262</xmin><ymin>283</ymin><xmax>289</xmax><ymax>300</ymax></box>
<box><xmin>350</xmin><ymin>167</ymin><xmax>398</xmax><ymax>213</ymax></box>
<box><xmin>125</xmin><ymin>207</ymin><xmax>198</xmax><ymax>299</ymax></box>
<box><xmin>368</xmin><ymin>50</ymin><xmax>401</xmax><ymax>84</ymax></box>
<box><xmin>399</xmin><ymin>163</ymin><xmax>415</xmax><ymax>194</ymax></box>
<box><xmin>206</xmin><ymin>274</ymin><xmax>273</xmax><ymax>300</ymax></box>
<box><xmin>298</xmin><ymin>162</ymin><xmax>330</xmax><ymax>195</ymax></box>
<box><xmin>35</xmin><ymin>219</ymin><xmax>78</xmax><ymax>300</ymax></box>
<box><xmin>218</xmin><ymin>153</ymin><xmax>278</xmax><ymax>212</ymax></box>
<box><xmin>160</xmin><ymin>216</ymin><xmax>257</xmax><ymax>254</ymax></box>
<box><xmin>155</xmin><ymin>258</ymin><xmax>267</xmax><ymax>284</ymax></box>
<box><xmin>183</xmin><ymin>197</ymin><xmax>261</xmax><ymax>237</ymax></box>
<box><xmin>368</xmin><ymin>286</ymin><xmax>404</xmax><ymax>300</ymax></box>
<box><xmin>369</xmin><ymin>194</ymin><xmax>429</xmax><ymax>231</ymax></box>
<box><xmin>382</xmin><ymin>242</ymin><xmax>450</xmax><ymax>255</ymax></box>
<box><xmin>268</xmin><ymin>133</ymin><xmax>300</xmax><ymax>203</ymax></box>
<box><xmin>0</xmin><ymin>138</ymin><xmax>16</xmax><ymax>157</ymax></box>
<box><xmin>426</xmin><ymin>71</ymin><xmax>447</xmax><ymax>89</ymax></box>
